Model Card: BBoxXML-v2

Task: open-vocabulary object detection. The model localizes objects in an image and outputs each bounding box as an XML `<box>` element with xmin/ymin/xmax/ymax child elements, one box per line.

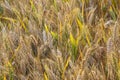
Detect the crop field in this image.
<box><xmin>0</xmin><ymin>0</ymin><xmax>120</xmax><ymax>80</ymax></box>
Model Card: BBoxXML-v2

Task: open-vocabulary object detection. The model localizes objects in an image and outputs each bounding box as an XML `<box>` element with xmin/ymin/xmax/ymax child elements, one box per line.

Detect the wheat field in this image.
<box><xmin>0</xmin><ymin>0</ymin><xmax>120</xmax><ymax>80</ymax></box>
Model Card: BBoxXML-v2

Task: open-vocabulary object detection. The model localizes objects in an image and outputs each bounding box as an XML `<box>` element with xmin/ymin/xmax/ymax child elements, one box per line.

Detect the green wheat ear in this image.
<box><xmin>0</xmin><ymin>5</ymin><xmax>3</xmax><ymax>15</ymax></box>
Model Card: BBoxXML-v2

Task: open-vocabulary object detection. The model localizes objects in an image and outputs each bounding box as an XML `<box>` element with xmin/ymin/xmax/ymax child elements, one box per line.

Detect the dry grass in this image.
<box><xmin>0</xmin><ymin>0</ymin><xmax>120</xmax><ymax>80</ymax></box>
